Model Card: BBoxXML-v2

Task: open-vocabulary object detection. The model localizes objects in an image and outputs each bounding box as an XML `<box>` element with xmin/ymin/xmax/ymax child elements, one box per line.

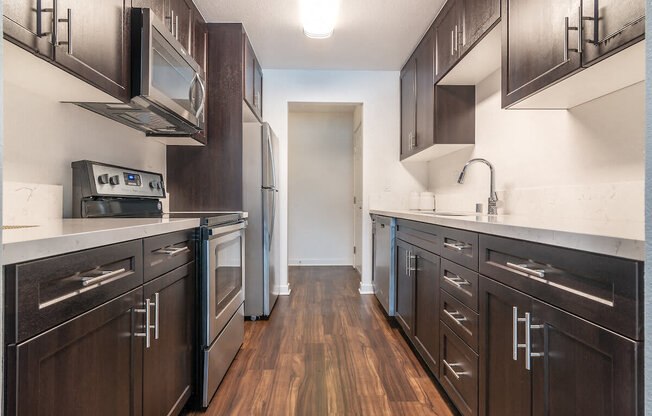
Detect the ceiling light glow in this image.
<box><xmin>301</xmin><ymin>0</ymin><xmax>339</xmax><ymax>39</ymax></box>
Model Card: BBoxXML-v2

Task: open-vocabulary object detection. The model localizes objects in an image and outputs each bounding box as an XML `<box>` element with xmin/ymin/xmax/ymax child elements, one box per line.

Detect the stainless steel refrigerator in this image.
<box><xmin>243</xmin><ymin>122</ymin><xmax>280</xmax><ymax>318</ymax></box>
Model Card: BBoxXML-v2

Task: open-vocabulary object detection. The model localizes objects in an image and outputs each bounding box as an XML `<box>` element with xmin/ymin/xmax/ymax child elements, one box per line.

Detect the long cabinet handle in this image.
<box><xmin>135</xmin><ymin>298</ymin><xmax>152</xmax><ymax>348</ymax></box>
<box><xmin>443</xmin><ymin>359</ymin><xmax>468</xmax><ymax>379</ymax></box>
<box><xmin>564</xmin><ymin>7</ymin><xmax>582</xmax><ymax>61</ymax></box>
<box><xmin>444</xmin><ymin>242</ymin><xmax>470</xmax><ymax>251</ymax></box>
<box><xmin>80</xmin><ymin>268</ymin><xmax>127</xmax><ymax>287</ymax></box>
<box><xmin>36</xmin><ymin>0</ymin><xmax>54</xmax><ymax>37</ymax></box>
<box><xmin>506</xmin><ymin>262</ymin><xmax>545</xmax><ymax>278</ymax></box>
<box><xmin>57</xmin><ymin>7</ymin><xmax>72</xmax><ymax>54</ymax></box>
<box><xmin>155</xmin><ymin>246</ymin><xmax>189</xmax><ymax>256</ymax></box>
<box><xmin>442</xmin><ymin>273</ymin><xmax>471</xmax><ymax>288</ymax></box>
<box><xmin>450</xmin><ymin>29</ymin><xmax>454</xmax><ymax>56</ymax></box>
<box><xmin>513</xmin><ymin>307</ymin><xmax>544</xmax><ymax>370</ymax></box>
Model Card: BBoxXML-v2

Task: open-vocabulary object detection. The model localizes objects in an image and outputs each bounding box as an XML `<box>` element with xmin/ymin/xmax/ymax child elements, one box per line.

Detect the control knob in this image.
<box><xmin>109</xmin><ymin>175</ymin><xmax>120</xmax><ymax>185</ymax></box>
<box><xmin>97</xmin><ymin>174</ymin><xmax>109</xmax><ymax>185</ymax></box>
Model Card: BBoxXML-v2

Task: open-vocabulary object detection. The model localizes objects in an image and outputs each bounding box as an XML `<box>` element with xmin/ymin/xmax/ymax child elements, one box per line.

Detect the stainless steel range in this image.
<box><xmin>71</xmin><ymin>161</ymin><xmax>247</xmax><ymax>409</ymax></box>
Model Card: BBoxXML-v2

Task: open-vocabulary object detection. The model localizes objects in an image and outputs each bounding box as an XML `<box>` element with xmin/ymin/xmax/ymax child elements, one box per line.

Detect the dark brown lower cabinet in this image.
<box><xmin>530</xmin><ymin>298</ymin><xmax>642</xmax><ymax>416</ymax></box>
<box><xmin>8</xmin><ymin>288</ymin><xmax>144</xmax><ymax>416</ymax></box>
<box><xmin>412</xmin><ymin>246</ymin><xmax>440</xmax><ymax>376</ymax></box>
<box><xmin>478</xmin><ymin>276</ymin><xmax>532</xmax><ymax>416</ymax></box>
<box><xmin>480</xmin><ymin>276</ymin><xmax>642</xmax><ymax>416</ymax></box>
<box><xmin>395</xmin><ymin>239</ymin><xmax>414</xmax><ymax>334</ymax></box>
<box><xmin>143</xmin><ymin>262</ymin><xmax>195</xmax><ymax>416</ymax></box>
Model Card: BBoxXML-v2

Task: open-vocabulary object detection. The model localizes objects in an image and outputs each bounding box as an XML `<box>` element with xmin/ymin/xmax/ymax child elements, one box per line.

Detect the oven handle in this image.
<box><xmin>208</xmin><ymin>221</ymin><xmax>247</xmax><ymax>239</ymax></box>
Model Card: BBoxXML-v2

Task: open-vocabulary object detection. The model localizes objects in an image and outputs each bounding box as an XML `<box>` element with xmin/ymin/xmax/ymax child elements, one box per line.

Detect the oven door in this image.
<box><xmin>203</xmin><ymin>222</ymin><xmax>246</xmax><ymax>346</ymax></box>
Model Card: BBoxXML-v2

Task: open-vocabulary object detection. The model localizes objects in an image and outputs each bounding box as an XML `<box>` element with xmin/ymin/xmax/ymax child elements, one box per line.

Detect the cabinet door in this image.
<box><xmin>3</xmin><ymin>0</ymin><xmax>55</xmax><ymax>57</ymax></box>
<box><xmin>54</xmin><ymin>0</ymin><xmax>131</xmax><ymax>102</ymax></box>
<box><xmin>581</xmin><ymin>0</ymin><xmax>645</xmax><ymax>66</ymax></box>
<box><xmin>395</xmin><ymin>239</ymin><xmax>415</xmax><ymax>335</ymax></box>
<box><xmin>502</xmin><ymin>0</ymin><xmax>582</xmax><ymax>107</ymax></box>
<box><xmin>479</xmin><ymin>277</ymin><xmax>532</xmax><ymax>416</ymax></box>
<box><xmin>435</xmin><ymin>0</ymin><xmax>461</xmax><ymax>81</ymax></box>
<box><xmin>143</xmin><ymin>262</ymin><xmax>195</xmax><ymax>416</ymax></box>
<box><xmin>243</xmin><ymin>37</ymin><xmax>256</xmax><ymax>111</ymax></box>
<box><xmin>9</xmin><ymin>288</ymin><xmax>144</xmax><ymax>416</ymax></box>
<box><xmin>253</xmin><ymin>59</ymin><xmax>263</xmax><ymax>117</ymax></box>
<box><xmin>171</xmin><ymin>0</ymin><xmax>192</xmax><ymax>52</ymax></box>
<box><xmin>530</xmin><ymin>298</ymin><xmax>641</xmax><ymax>416</ymax></box>
<box><xmin>414</xmin><ymin>28</ymin><xmax>435</xmax><ymax>153</ymax></box>
<box><xmin>399</xmin><ymin>57</ymin><xmax>416</xmax><ymax>160</ymax></box>
<box><xmin>461</xmin><ymin>0</ymin><xmax>500</xmax><ymax>54</ymax></box>
<box><xmin>412</xmin><ymin>246</ymin><xmax>440</xmax><ymax>376</ymax></box>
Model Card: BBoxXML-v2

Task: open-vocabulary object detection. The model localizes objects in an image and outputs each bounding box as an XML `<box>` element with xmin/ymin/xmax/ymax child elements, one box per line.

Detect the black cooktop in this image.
<box><xmin>165</xmin><ymin>211</ymin><xmax>246</xmax><ymax>227</ymax></box>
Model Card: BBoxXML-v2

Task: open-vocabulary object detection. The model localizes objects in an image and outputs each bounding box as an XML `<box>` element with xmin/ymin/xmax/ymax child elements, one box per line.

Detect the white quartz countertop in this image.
<box><xmin>370</xmin><ymin>209</ymin><xmax>645</xmax><ymax>261</ymax></box>
<box><xmin>2</xmin><ymin>218</ymin><xmax>201</xmax><ymax>265</ymax></box>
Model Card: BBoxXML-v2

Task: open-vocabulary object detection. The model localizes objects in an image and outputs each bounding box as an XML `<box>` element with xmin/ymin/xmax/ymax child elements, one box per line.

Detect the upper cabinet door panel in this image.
<box><xmin>461</xmin><ymin>0</ymin><xmax>500</xmax><ymax>54</ymax></box>
<box><xmin>581</xmin><ymin>0</ymin><xmax>645</xmax><ymax>66</ymax></box>
<box><xmin>400</xmin><ymin>57</ymin><xmax>417</xmax><ymax>159</ymax></box>
<box><xmin>172</xmin><ymin>0</ymin><xmax>192</xmax><ymax>52</ymax></box>
<box><xmin>435</xmin><ymin>0</ymin><xmax>461</xmax><ymax>81</ymax></box>
<box><xmin>132</xmin><ymin>0</ymin><xmax>169</xmax><ymax>24</ymax></box>
<box><xmin>253</xmin><ymin>60</ymin><xmax>263</xmax><ymax>117</ymax></box>
<box><xmin>415</xmin><ymin>29</ymin><xmax>435</xmax><ymax>152</ymax></box>
<box><xmin>243</xmin><ymin>37</ymin><xmax>256</xmax><ymax>111</ymax></box>
<box><xmin>54</xmin><ymin>0</ymin><xmax>130</xmax><ymax>102</ymax></box>
<box><xmin>3</xmin><ymin>0</ymin><xmax>55</xmax><ymax>57</ymax></box>
<box><xmin>502</xmin><ymin>0</ymin><xmax>582</xmax><ymax>107</ymax></box>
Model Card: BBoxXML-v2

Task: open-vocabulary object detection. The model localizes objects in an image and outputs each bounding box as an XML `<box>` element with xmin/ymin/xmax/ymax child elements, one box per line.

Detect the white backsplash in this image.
<box><xmin>3</xmin><ymin>182</ymin><xmax>63</xmax><ymax>225</ymax></box>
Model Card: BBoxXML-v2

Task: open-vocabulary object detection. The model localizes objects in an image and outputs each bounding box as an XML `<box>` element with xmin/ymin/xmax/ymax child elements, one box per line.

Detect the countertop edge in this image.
<box><xmin>2</xmin><ymin>219</ymin><xmax>201</xmax><ymax>265</ymax></box>
<box><xmin>370</xmin><ymin>209</ymin><xmax>645</xmax><ymax>261</ymax></box>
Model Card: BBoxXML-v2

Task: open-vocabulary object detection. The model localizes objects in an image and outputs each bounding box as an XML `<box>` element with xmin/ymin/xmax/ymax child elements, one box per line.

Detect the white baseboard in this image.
<box><xmin>359</xmin><ymin>282</ymin><xmax>374</xmax><ymax>295</ymax></box>
<box><xmin>277</xmin><ymin>283</ymin><xmax>292</xmax><ymax>296</ymax></box>
<box><xmin>288</xmin><ymin>258</ymin><xmax>352</xmax><ymax>266</ymax></box>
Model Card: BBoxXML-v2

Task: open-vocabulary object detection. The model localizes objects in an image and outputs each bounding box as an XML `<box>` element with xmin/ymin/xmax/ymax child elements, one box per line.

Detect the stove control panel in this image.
<box><xmin>72</xmin><ymin>160</ymin><xmax>166</xmax><ymax>199</ymax></box>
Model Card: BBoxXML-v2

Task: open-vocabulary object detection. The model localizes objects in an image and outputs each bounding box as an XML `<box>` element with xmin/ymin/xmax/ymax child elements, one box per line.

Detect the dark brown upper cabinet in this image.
<box><xmin>434</xmin><ymin>0</ymin><xmax>462</xmax><ymax>81</ymax></box>
<box><xmin>501</xmin><ymin>0</ymin><xmax>583</xmax><ymax>108</ymax></box>
<box><xmin>133</xmin><ymin>0</ymin><xmax>192</xmax><ymax>52</ymax></box>
<box><xmin>243</xmin><ymin>34</ymin><xmax>263</xmax><ymax>120</ymax></box>
<box><xmin>3</xmin><ymin>0</ymin><xmax>56</xmax><ymax>58</ymax></box>
<box><xmin>132</xmin><ymin>0</ymin><xmax>170</xmax><ymax>27</ymax></box>
<box><xmin>191</xmin><ymin>5</ymin><xmax>208</xmax><ymax>145</ymax></box>
<box><xmin>414</xmin><ymin>27</ymin><xmax>435</xmax><ymax>154</ymax></box>
<box><xmin>581</xmin><ymin>0</ymin><xmax>645</xmax><ymax>66</ymax></box>
<box><xmin>399</xmin><ymin>56</ymin><xmax>417</xmax><ymax>160</ymax></box>
<box><xmin>461</xmin><ymin>0</ymin><xmax>501</xmax><ymax>55</ymax></box>
<box><xmin>53</xmin><ymin>0</ymin><xmax>131</xmax><ymax>102</ymax></box>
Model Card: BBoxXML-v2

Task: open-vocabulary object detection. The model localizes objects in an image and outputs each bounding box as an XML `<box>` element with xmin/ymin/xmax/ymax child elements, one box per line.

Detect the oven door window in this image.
<box><xmin>212</xmin><ymin>233</ymin><xmax>243</xmax><ymax>314</ymax></box>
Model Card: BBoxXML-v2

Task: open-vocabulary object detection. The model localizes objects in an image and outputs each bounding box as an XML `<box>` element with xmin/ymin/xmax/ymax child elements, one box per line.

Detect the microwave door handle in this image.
<box><xmin>188</xmin><ymin>72</ymin><xmax>198</xmax><ymax>111</ymax></box>
<box><xmin>195</xmin><ymin>73</ymin><xmax>206</xmax><ymax>120</ymax></box>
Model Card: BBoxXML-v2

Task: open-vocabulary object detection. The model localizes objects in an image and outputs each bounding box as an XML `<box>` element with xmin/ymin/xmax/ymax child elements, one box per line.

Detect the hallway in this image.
<box><xmin>187</xmin><ymin>266</ymin><xmax>457</xmax><ymax>416</ymax></box>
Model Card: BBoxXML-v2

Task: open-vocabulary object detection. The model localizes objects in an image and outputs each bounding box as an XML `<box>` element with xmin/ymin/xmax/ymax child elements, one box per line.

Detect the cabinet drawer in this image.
<box><xmin>440</xmin><ymin>322</ymin><xmax>478</xmax><ymax>416</ymax></box>
<box><xmin>440</xmin><ymin>259</ymin><xmax>479</xmax><ymax>312</ymax></box>
<box><xmin>440</xmin><ymin>290</ymin><xmax>478</xmax><ymax>352</ymax></box>
<box><xmin>5</xmin><ymin>240</ymin><xmax>143</xmax><ymax>344</ymax></box>
<box><xmin>396</xmin><ymin>219</ymin><xmax>441</xmax><ymax>255</ymax></box>
<box><xmin>441</xmin><ymin>227</ymin><xmax>478</xmax><ymax>271</ymax></box>
<box><xmin>479</xmin><ymin>234</ymin><xmax>643</xmax><ymax>340</ymax></box>
<box><xmin>143</xmin><ymin>229</ymin><xmax>195</xmax><ymax>282</ymax></box>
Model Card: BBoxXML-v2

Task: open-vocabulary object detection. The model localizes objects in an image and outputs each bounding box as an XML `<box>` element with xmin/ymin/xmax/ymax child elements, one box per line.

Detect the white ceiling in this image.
<box><xmin>195</xmin><ymin>0</ymin><xmax>446</xmax><ymax>71</ymax></box>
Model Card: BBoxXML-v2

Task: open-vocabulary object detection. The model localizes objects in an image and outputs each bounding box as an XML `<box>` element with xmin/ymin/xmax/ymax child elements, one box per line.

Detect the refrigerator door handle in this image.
<box><xmin>269</xmin><ymin>189</ymin><xmax>277</xmax><ymax>243</ymax></box>
<box><xmin>267</xmin><ymin>127</ymin><xmax>278</xmax><ymax>189</ymax></box>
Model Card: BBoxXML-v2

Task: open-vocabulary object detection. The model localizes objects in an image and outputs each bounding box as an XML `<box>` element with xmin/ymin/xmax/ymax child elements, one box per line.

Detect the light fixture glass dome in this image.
<box><xmin>301</xmin><ymin>0</ymin><xmax>339</xmax><ymax>39</ymax></box>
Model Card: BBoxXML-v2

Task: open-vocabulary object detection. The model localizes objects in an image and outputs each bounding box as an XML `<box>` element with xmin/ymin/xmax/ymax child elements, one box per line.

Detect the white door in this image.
<box><xmin>352</xmin><ymin>118</ymin><xmax>363</xmax><ymax>273</ymax></box>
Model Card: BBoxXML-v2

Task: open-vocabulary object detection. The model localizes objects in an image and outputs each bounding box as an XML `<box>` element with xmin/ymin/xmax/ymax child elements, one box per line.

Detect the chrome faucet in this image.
<box><xmin>457</xmin><ymin>158</ymin><xmax>498</xmax><ymax>215</ymax></box>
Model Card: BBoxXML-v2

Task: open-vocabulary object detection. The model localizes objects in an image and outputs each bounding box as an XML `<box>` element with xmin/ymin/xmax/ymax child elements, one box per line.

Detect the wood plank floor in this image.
<box><xmin>185</xmin><ymin>266</ymin><xmax>457</xmax><ymax>416</ymax></box>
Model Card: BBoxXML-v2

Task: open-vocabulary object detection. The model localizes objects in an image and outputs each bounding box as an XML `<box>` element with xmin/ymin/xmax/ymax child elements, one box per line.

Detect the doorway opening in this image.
<box><xmin>287</xmin><ymin>102</ymin><xmax>363</xmax><ymax>274</ymax></box>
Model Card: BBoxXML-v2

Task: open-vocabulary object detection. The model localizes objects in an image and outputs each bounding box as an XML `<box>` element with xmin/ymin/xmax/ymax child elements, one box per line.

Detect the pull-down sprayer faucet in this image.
<box><xmin>457</xmin><ymin>158</ymin><xmax>498</xmax><ymax>215</ymax></box>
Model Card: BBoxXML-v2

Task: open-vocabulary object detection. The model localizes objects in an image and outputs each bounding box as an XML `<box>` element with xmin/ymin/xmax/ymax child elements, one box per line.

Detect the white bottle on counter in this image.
<box><xmin>408</xmin><ymin>192</ymin><xmax>420</xmax><ymax>210</ymax></box>
<box><xmin>419</xmin><ymin>192</ymin><xmax>435</xmax><ymax>211</ymax></box>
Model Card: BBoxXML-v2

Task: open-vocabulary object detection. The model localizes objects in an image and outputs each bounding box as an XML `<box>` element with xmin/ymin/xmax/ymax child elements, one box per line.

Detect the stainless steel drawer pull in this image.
<box><xmin>153</xmin><ymin>292</ymin><xmax>160</xmax><ymax>340</ymax></box>
<box><xmin>444</xmin><ymin>242</ymin><xmax>470</xmax><ymax>251</ymax></box>
<box><xmin>80</xmin><ymin>268</ymin><xmax>127</xmax><ymax>287</ymax></box>
<box><xmin>443</xmin><ymin>308</ymin><xmax>467</xmax><ymax>324</ymax></box>
<box><xmin>57</xmin><ymin>8</ymin><xmax>72</xmax><ymax>54</ymax></box>
<box><xmin>443</xmin><ymin>359</ymin><xmax>468</xmax><ymax>379</ymax></box>
<box><xmin>443</xmin><ymin>273</ymin><xmax>471</xmax><ymax>288</ymax></box>
<box><xmin>156</xmin><ymin>246</ymin><xmax>190</xmax><ymax>256</ymax></box>
<box><xmin>506</xmin><ymin>262</ymin><xmax>545</xmax><ymax>278</ymax></box>
<box><xmin>36</xmin><ymin>0</ymin><xmax>54</xmax><ymax>37</ymax></box>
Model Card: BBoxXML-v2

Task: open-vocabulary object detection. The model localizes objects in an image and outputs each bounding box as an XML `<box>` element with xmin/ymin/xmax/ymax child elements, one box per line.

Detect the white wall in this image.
<box><xmin>429</xmin><ymin>70</ymin><xmax>645</xmax><ymax>223</ymax></box>
<box><xmin>288</xmin><ymin>111</ymin><xmax>354</xmax><ymax>265</ymax></box>
<box><xmin>2</xmin><ymin>42</ymin><xmax>167</xmax><ymax>218</ymax></box>
<box><xmin>263</xmin><ymin>70</ymin><xmax>429</xmax><ymax>294</ymax></box>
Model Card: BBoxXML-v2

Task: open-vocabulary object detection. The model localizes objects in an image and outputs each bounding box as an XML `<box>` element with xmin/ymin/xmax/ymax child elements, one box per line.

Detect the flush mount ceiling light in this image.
<box><xmin>301</xmin><ymin>0</ymin><xmax>339</xmax><ymax>39</ymax></box>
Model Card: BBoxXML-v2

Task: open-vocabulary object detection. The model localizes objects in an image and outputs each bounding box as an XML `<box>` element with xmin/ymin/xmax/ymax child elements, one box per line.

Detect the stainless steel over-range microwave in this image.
<box><xmin>73</xmin><ymin>8</ymin><xmax>206</xmax><ymax>137</ymax></box>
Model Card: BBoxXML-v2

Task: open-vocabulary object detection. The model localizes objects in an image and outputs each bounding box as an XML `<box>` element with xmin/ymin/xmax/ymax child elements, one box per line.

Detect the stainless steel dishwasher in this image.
<box><xmin>372</xmin><ymin>215</ymin><xmax>395</xmax><ymax>315</ymax></box>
